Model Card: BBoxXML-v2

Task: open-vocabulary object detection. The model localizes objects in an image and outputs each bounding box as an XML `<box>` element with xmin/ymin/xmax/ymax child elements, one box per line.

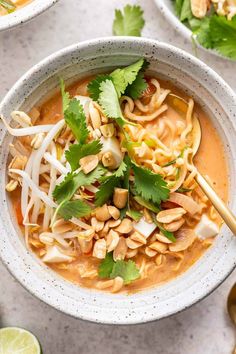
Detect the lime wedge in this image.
<box><xmin>0</xmin><ymin>327</ymin><xmax>41</xmax><ymax>354</ymax></box>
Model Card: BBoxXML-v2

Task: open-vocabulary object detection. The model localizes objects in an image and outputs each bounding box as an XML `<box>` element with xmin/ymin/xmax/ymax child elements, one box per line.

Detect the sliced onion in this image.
<box><xmin>169</xmin><ymin>229</ymin><xmax>196</xmax><ymax>252</ymax></box>
<box><xmin>168</xmin><ymin>192</ymin><xmax>201</xmax><ymax>215</ymax></box>
<box><xmin>0</xmin><ymin>115</ymin><xmax>53</xmax><ymax>136</ymax></box>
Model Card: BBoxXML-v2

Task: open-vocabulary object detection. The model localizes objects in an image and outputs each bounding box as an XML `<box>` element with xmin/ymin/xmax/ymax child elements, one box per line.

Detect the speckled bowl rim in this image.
<box><xmin>0</xmin><ymin>0</ymin><xmax>59</xmax><ymax>32</ymax></box>
<box><xmin>1</xmin><ymin>37</ymin><xmax>236</xmax><ymax>324</ymax></box>
<box><xmin>154</xmin><ymin>0</ymin><xmax>234</xmax><ymax>61</ymax></box>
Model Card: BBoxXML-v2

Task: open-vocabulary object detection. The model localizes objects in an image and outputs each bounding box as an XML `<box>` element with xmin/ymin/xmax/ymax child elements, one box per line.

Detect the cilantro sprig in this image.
<box><xmin>57</xmin><ymin>199</ymin><xmax>92</xmax><ymax>220</ymax></box>
<box><xmin>53</xmin><ymin>166</ymin><xmax>105</xmax><ymax>204</ymax></box>
<box><xmin>98</xmin><ymin>252</ymin><xmax>140</xmax><ymax>284</ymax></box>
<box><xmin>132</xmin><ymin>163</ymin><xmax>170</xmax><ymax>205</ymax></box>
<box><xmin>95</xmin><ymin>160</ymin><xmax>127</xmax><ymax>206</ymax></box>
<box><xmin>95</xmin><ymin>155</ymin><xmax>170</xmax><ymax>213</ymax></box>
<box><xmin>173</xmin><ymin>0</ymin><xmax>236</xmax><ymax>59</ymax></box>
<box><xmin>87</xmin><ymin>58</ymin><xmax>148</xmax><ymax>103</ymax></box>
<box><xmin>113</xmin><ymin>4</ymin><xmax>145</xmax><ymax>36</ymax></box>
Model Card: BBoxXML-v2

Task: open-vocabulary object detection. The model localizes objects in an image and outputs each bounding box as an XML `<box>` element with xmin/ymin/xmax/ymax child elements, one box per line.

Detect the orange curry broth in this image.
<box><xmin>11</xmin><ymin>77</ymin><xmax>228</xmax><ymax>293</ymax></box>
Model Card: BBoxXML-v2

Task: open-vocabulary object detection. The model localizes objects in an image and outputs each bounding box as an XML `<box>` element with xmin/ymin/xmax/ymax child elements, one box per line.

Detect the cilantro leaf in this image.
<box><xmin>95</xmin><ymin>176</ymin><xmax>119</xmax><ymax>207</ymax></box>
<box><xmin>113</xmin><ymin>159</ymin><xmax>127</xmax><ymax>178</ymax></box>
<box><xmin>179</xmin><ymin>0</ymin><xmax>192</xmax><ymax>22</ymax></box>
<box><xmin>125</xmin><ymin>72</ymin><xmax>147</xmax><ymax>99</ymax></box>
<box><xmin>87</xmin><ymin>74</ymin><xmax>112</xmax><ymax>101</ymax></box>
<box><xmin>98</xmin><ymin>79</ymin><xmax>123</xmax><ymax>119</ymax></box>
<box><xmin>113</xmin><ymin>4</ymin><xmax>145</xmax><ymax>37</ymax></box>
<box><xmin>110</xmin><ymin>59</ymin><xmax>145</xmax><ymax>97</ymax></box>
<box><xmin>64</xmin><ymin>98</ymin><xmax>89</xmax><ymax>144</ymax></box>
<box><xmin>98</xmin><ymin>253</ymin><xmax>140</xmax><ymax>284</ymax></box>
<box><xmin>53</xmin><ymin>165</ymin><xmax>105</xmax><ymax>203</ymax></box>
<box><xmin>192</xmin><ymin>17</ymin><xmax>213</xmax><ymax>49</ymax></box>
<box><xmin>60</xmin><ymin>78</ymin><xmax>70</xmax><ymax>112</ymax></box>
<box><xmin>95</xmin><ymin>160</ymin><xmax>128</xmax><ymax>206</ymax></box>
<box><xmin>175</xmin><ymin>0</ymin><xmax>184</xmax><ymax>17</ymax></box>
<box><xmin>65</xmin><ymin>140</ymin><xmax>102</xmax><ymax>171</ymax></box>
<box><xmin>133</xmin><ymin>195</ymin><xmax>160</xmax><ymax>213</ymax></box>
<box><xmin>132</xmin><ymin>164</ymin><xmax>170</xmax><ymax>204</ymax></box>
<box><xmin>88</xmin><ymin>59</ymin><xmax>149</xmax><ymax>105</ymax></box>
<box><xmin>98</xmin><ymin>252</ymin><xmax>114</xmax><ymax>278</ymax></box>
<box><xmin>110</xmin><ymin>260</ymin><xmax>140</xmax><ymax>284</ymax></box>
<box><xmin>57</xmin><ymin>199</ymin><xmax>92</xmax><ymax>220</ymax></box>
<box><xmin>209</xmin><ymin>15</ymin><xmax>236</xmax><ymax>59</ymax></box>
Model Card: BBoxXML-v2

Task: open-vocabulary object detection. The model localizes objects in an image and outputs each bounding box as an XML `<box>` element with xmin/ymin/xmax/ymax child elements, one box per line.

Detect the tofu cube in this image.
<box><xmin>133</xmin><ymin>217</ymin><xmax>157</xmax><ymax>239</ymax></box>
<box><xmin>195</xmin><ymin>214</ymin><xmax>219</xmax><ymax>239</ymax></box>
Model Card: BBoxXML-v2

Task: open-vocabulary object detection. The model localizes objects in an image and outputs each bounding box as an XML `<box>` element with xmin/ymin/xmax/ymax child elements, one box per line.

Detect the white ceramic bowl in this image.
<box><xmin>1</xmin><ymin>37</ymin><xmax>236</xmax><ymax>324</ymax></box>
<box><xmin>0</xmin><ymin>0</ymin><xmax>58</xmax><ymax>32</ymax></box>
<box><xmin>154</xmin><ymin>0</ymin><xmax>231</xmax><ymax>60</ymax></box>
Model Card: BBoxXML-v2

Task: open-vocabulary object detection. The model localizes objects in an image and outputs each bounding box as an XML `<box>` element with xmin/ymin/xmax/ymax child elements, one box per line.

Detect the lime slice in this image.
<box><xmin>0</xmin><ymin>327</ymin><xmax>41</xmax><ymax>354</ymax></box>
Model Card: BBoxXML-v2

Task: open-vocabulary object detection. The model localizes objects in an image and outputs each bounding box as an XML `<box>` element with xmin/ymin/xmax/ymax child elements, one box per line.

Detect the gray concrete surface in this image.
<box><xmin>0</xmin><ymin>0</ymin><xmax>236</xmax><ymax>353</ymax></box>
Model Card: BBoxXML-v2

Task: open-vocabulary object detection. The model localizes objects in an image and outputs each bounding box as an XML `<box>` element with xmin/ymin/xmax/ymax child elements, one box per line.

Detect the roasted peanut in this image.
<box><xmin>91</xmin><ymin>217</ymin><xmax>105</xmax><ymax>232</ymax></box>
<box><xmin>164</xmin><ymin>217</ymin><xmax>185</xmax><ymax>232</ymax></box>
<box><xmin>100</xmin><ymin>123</ymin><xmax>115</xmax><ymax>138</ymax></box>
<box><xmin>80</xmin><ymin>155</ymin><xmax>99</xmax><ymax>174</ymax></box>
<box><xmin>78</xmin><ymin>238</ymin><xmax>93</xmax><ymax>254</ymax></box>
<box><xmin>113</xmin><ymin>237</ymin><xmax>127</xmax><ymax>261</ymax></box>
<box><xmin>89</xmin><ymin>103</ymin><xmax>101</xmax><ymax>129</ymax></box>
<box><xmin>130</xmin><ymin>231</ymin><xmax>147</xmax><ymax>245</ymax></box>
<box><xmin>95</xmin><ymin>204</ymin><xmax>111</xmax><ymax>222</ymax></box>
<box><xmin>112</xmin><ymin>277</ymin><xmax>124</xmax><ymax>293</ymax></box>
<box><xmin>190</xmin><ymin>0</ymin><xmax>208</xmax><ymax>18</ymax></box>
<box><xmin>113</xmin><ymin>188</ymin><xmax>128</xmax><ymax>209</ymax></box>
<box><xmin>106</xmin><ymin>230</ymin><xmax>120</xmax><ymax>252</ymax></box>
<box><xmin>101</xmin><ymin>151</ymin><xmax>117</xmax><ymax>169</ymax></box>
<box><xmin>155</xmin><ymin>233</ymin><xmax>172</xmax><ymax>244</ymax></box>
<box><xmin>115</xmin><ymin>218</ymin><xmax>133</xmax><ymax>234</ymax></box>
<box><xmin>126</xmin><ymin>248</ymin><xmax>138</xmax><ymax>259</ymax></box>
<box><xmin>108</xmin><ymin>205</ymin><xmax>120</xmax><ymax>220</ymax></box>
<box><xmin>145</xmin><ymin>247</ymin><xmax>158</xmax><ymax>258</ymax></box>
<box><xmin>156</xmin><ymin>208</ymin><xmax>186</xmax><ymax>224</ymax></box>
<box><xmin>126</xmin><ymin>238</ymin><xmax>142</xmax><ymax>250</ymax></box>
<box><xmin>149</xmin><ymin>241</ymin><xmax>168</xmax><ymax>253</ymax></box>
<box><xmin>93</xmin><ymin>238</ymin><xmax>106</xmax><ymax>259</ymax></box>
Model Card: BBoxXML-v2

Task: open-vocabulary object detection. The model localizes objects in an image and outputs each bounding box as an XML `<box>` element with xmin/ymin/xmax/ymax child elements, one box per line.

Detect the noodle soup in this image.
<box><xmin>0</xmin><ymin>0</ymin><xmax>32</xmax><ymax>16</ymax></box>
<box><xmin>3</xmin><ymin>59</ymin><xmax>228</xmax><ymax>293</ymax></box>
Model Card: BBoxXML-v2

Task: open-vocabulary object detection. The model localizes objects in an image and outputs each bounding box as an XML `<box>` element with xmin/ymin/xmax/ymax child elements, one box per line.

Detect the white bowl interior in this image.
<box><xmin>0</xmin><ymin>0</ymin><xmax>58</xmax><ymax>32</ymax></box>
<box><xmin>0</xmin><ymin>38</ymin><xmax>236</xmax><ymax>324</ymax></box>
